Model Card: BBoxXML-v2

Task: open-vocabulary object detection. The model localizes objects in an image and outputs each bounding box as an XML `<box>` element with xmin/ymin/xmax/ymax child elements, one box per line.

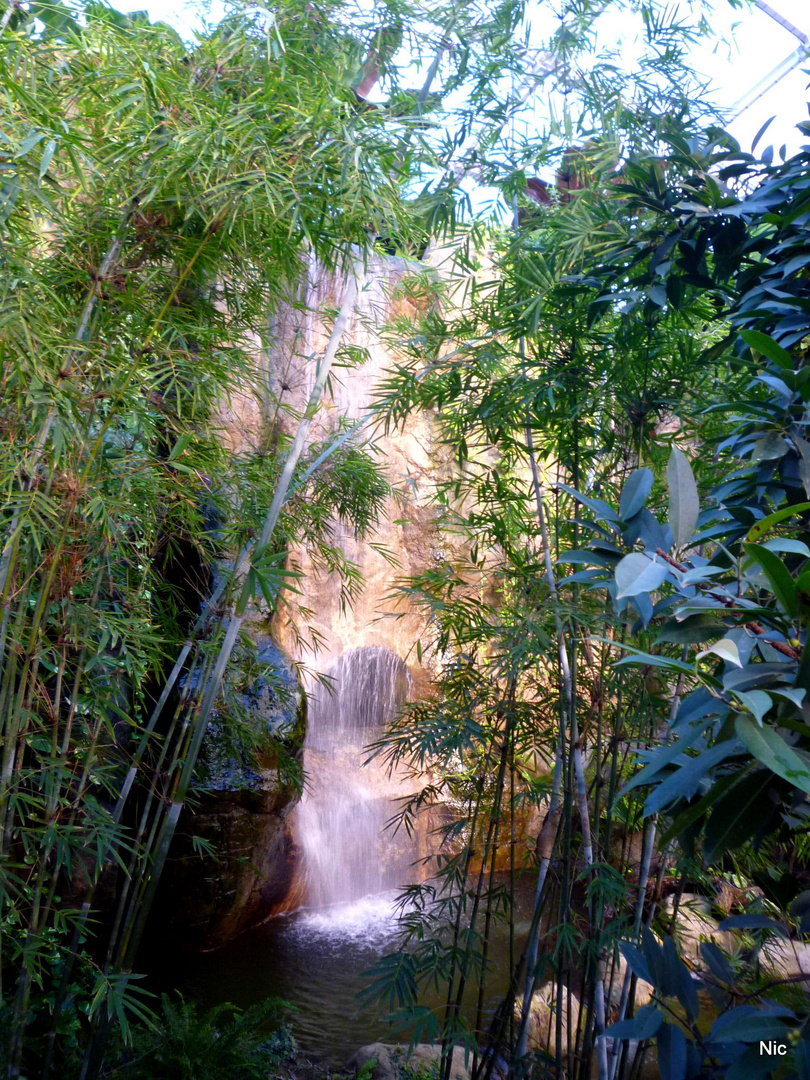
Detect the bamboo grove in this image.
<box><xmin>3</xmin><ymin>0</ymin><xmax>810</xmax><ymax>1078</ymax></box>
<box><xmin>365</xmin><ymin>112</ymin><xmax>810</xmax><ymax>1080</ymax></box>
<box><xmin>0</xmin><ymin>0</ymin><xmax>528</xmax><ymax>1072</ymax></box>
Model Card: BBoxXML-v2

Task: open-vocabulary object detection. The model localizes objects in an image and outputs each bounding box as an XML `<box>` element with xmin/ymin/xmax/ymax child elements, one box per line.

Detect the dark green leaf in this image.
<box><xmin>619</xmin><ymin>468</ymin><xmax>654</xmax><ymax>521</ymax></box>
<box><xmin>710</xmin><ymin>1004</ymin><xmax>792</xmax><ymax>1043</ymax></box>
<box><xmin>700</xmin><ymin>941</ymin><xmax>734</xmax><ymax>984</ymax></box>
<box><xmin>656</xmin><ymin>1022</ymin><xmax>687</xmax><ymax>1080</ymax></box>
<box><xmin>618</xmin><ymin>941</ymin><xmax>652</xmax><ymax>985</ymax></box>
<box><xmin>742</xmin><ymin>543</ymin><xmax>797</xmax><ymax>617</ymax></box>
<box><xmin>704</xmin><ymin>770</ymin><xmax>774</xmax><ymax>862</ymax></box>
<box><xmin>735</xmin><ymin>715</ymin><xmax>810</xmax><ymax>797</ymax></box>
<box><xmin>644</xmin><ymin>739</ymin><xmax>740</xmax><ymax>816</ymax></box>
<box><xmin>740</xmin><ymin>330</ymin><xmax>794</xmax><ymax>371</ymax></box>
<box><xmin>717</xmin><ymin>914</ymin><xmax>789</xmax><ymax>936</ymax></box>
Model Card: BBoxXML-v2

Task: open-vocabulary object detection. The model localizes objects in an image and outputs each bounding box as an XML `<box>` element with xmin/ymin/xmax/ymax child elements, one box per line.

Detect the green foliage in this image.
<box><xmin>4</xmin><ymin>0</ymin><xmax>604</xmax><ymax>1071</ymax></box>
<box><xmin>608</xmin><ymin>928</ymin><xmax>807</xmax><ymax>1079</ymax></box>
<box><xmin>365</xmin><ymin>35</ymin><xmax>810</xmax><ymax>1080</ymax></box>
<box><xmin>110</xmin><ymin>993</ymin><xmax>294</xmax><ymax>1080</ymax></box>
<box><xmin>550</xmin><ymin>116</ymin><xmax>810</xmax><ymax>1079</ymax></box>
<box><xmin>0</xmin><ymin>0</ymin><xmax>471</xmax><ymax>1074</ymax></box>
<box><xmin>563</xmin><ymin>136</ymin><xmax>810</xmax><ymax>866</ymax></box>
<box><xmin>4</xmin><ymin>0</ymin><xmax>806</xmax><ymax>1076</ymax></box>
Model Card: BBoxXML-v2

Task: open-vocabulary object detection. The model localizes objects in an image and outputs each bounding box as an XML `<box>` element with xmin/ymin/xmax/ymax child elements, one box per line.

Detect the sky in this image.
<box><xmin>140</xmin><ymin>0</ymin><xmax>809</xmax><ymax>162</ymax></box>
<box><xmin>667</xmin><ymin>0</ymin><xmax>809</xmax><ymax>155</ymax></box>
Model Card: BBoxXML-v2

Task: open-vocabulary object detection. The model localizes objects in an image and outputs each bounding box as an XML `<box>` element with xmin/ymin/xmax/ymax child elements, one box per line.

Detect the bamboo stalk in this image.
<box><xmin>440</xmin><ymin>772</ymin><xmax>488</xmax><ymax>1080</ymax></box>
<box><xmin>513</xmin><ymin>739</ymin><xmax>562</xmax><ymax>1061</ymax></box>
<box><xmin>606</xmin><ymin>663</ymin><xmax>687</xmax><ymax>1080</ymax></box>
<box><xmin>451</xmin><ymin>718</ymin><xmax>513</xmax><ymax>1070</ymax></box>
<box><xmin>514</xmin><ymin>412</ymin><xmax>576</xmax><ymax>1064</ymax></box>
<box><xmin>574</xmin><ymin>741</ymin><xmax>609</xmax><ymax>1080</ymax></box>
<box><xmin>79</xmin><ymin>253</ymin><xmax>366</xmax><ymax>1079</ymax></box>
<box><xmin>475</xmin><ymin>687</ymin><xmax>518</xmax><ymax>1051</ymax></box>
<box><xmin>0</xmin><ymin>0</ymin><xmax>18</xmax><ymax>33</ymax></box>
<box><xmin>0</xmin><ymin>206</ymin><xmax>135</xmax><ymax>604</ymax></box>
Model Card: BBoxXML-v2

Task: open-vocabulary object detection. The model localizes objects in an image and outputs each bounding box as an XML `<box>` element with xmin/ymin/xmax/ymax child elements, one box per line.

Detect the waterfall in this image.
<box><xmin>298</xmin><ymin>646</ymin><xmax>411</xmax><ymax>909</ymax></box>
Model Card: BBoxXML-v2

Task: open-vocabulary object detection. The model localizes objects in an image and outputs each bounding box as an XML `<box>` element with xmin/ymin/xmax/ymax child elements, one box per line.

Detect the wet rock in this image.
<box><xmin>151</xmin><ymin>635</ymin><xmax>305</xmax><ymax>950</ymax></box>
<box><xmin>196</xmin><ymin>636</ymin><xmax>305</xmax><ymax>789</ymax></box>
<box><xmin>348</xmin><ymin>1043</ymin><xmax>470</xmax><ymax>1080</ymax></box>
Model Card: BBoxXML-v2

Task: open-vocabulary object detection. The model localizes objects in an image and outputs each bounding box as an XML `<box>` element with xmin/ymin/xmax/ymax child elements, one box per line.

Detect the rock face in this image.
<box><xmin>152</xmin><ymin>637</ymin><xmax>306</xmax><ymax>950</ymax></box>
<box><xmin>761</xmin><ymin>939</ymin><xmax>810</xmax><ymax>989</ymax></box>
<box><xmin>348</xmin><ymin>1043</ymin><xmax>471</xmax><ymax>1080</ymax></box>
<box><xmin>262</xmin><ymin>252</ymin><xmax>457</xmax><ymax>900</ymax></box>
<box><xmin>155</xmin><ymin>251</ymin><xmax>468</xmax><ymax>941</ymax></box>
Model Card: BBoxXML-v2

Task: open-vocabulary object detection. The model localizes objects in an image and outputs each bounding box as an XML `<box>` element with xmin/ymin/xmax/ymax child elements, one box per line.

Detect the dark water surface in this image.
<box><xmin>145</xmin><ymin>883</ymin><xmax>537</xmax><ymax>1067</ymax></box>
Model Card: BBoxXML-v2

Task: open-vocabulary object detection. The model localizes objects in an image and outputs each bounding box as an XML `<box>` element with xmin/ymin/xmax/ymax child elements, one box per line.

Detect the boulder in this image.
<box><xmin>151</xmin><ymin>636</ymin><xmax>306</xmax><ymax>950</ymax></box>
<box><xmin>516</xmin><ymin>981</ymin><xmax>662</xmax><ymax>1079</ymax></box>
<box><xmin>348</xmin><ymin>1043</ymin><xmax>471</xmax><ymax>1080</ymax></box>
<box><xmin>604</xmin><ymin>953</ymin><xmax>654</xmax><ymax>1015</ymax></box>
<box><xmin>662</xmin><ymin>893</ymin><xmax>735</xmax><ymax>963</ymax></box>
<box><xmin>761</xmin><ymin>939</ymin><xmax>810</xmax><ymax>989</ymax></box>
<box><xmin>514</xmin><ymin>982</ymin><xmax>581</xmax><ymax>1059</ymax></box>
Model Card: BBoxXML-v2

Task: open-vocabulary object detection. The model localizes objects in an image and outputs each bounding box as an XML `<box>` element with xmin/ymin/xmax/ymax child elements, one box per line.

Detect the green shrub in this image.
<box><xmin>110</xmin><ymin>994</ymin><xmax>294</xmax><ymax>1080</ymax></box>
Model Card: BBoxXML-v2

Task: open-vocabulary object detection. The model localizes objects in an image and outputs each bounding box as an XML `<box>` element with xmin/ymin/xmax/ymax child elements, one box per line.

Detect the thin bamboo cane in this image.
<box><xmin>440</xmin><ymin>770</ymin><xmax>489</xmax><ymax>1080</ymax></box>
<box><xmin>518</xmin><ymin>410</ymin><xmax>609</xmax><ymax>1076</ymax></box>
<box><xmin>606</xmin><ymin>664</ymin><xmax>687</xmax><ymax>1080</ymax></box>
<box><xmin>6</xmin><ymin>550</ymin><xmax>110</xmax><ymax>1076</ymax></box>
<box><xmin>513</xmin><ymin>737</ymin><xmax>562</xmax><ymax>1060</ymax></box>
<box><xmin>0</xmin><ymin>206</ymin><xmax>136</xmax><ymax>604</ymax></box>
<box><xmin>24</xmin><ymin>221</ymin><xmax>248</xmax><ymax>1065</ymax></box>
<box><xmin>476</xmin><ymin>839</ymin><xmax>556</xmax><ymax>1080</ymax></box>
<box><xmin>574</xmin><ymin>742</ymin><xmax>609</xmax><ymax>1080</ymax></box>
<box><xmin>450</xmin><ymin>717</ymin><xmax>513</xmax><ymax>1072</ymax></box>
<box><xmin>78</xmin><ymin>253</ymin><xmax>366</xmax><ymax>1080</ymax></box>
<box><xmin>514</xmin><ymin>413</ymin><xmax>574</xmax><ymax>1059</ymax></box>
<box><xmin>475</xmin><ymin>686</ymin><xmax>518</xmax><ymax>1052</ymax></box>
<box><xmin>0</xmin><ymin>0</ymin><xmax>17</xmax><ymax>33</ymax></box>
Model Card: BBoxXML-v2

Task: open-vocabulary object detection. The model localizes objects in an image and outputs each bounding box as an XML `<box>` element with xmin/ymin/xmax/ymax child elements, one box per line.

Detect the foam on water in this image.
<box><xmin>293</xmin><ymin>890</ymin><xmax>406</xmax><ymax>948</ymax></box>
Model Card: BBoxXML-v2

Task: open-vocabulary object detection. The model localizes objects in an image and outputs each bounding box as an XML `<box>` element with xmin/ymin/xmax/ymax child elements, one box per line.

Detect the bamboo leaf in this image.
<box><xmin>39</xmin><ymin>139</ymin><xmax>57</xmax><ymax>178</ymax></box>
<box><xmin>14</xmin><ymin>130</ymin><xmax>46</xmax><ymax>158</ymax></box>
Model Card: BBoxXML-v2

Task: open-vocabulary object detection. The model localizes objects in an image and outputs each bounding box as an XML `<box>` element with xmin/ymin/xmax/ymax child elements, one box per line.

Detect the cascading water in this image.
<box><xmin>298</xmin><ymin>646</ymin><xmax>411</xmax><ymax>909</ymax></box>
<box><xmin>146</xmin><ymin>257</ymin><xmax>525</xmax><ymax>1062</ymax></box>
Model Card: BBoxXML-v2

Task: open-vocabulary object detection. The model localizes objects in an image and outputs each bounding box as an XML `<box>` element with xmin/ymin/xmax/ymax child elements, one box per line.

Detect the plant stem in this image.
<box><xmin>607</xmin><ymin>662</ymin><xmax>687</xmax><ymax>1080</ymax></box>
<box><xmin>79</xmin><ymin>252</ymin><xmax>366</xmax><ymax>1079</ymax></box>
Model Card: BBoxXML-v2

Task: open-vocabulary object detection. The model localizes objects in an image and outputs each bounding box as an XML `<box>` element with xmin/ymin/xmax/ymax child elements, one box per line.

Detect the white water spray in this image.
<box><xmin>298</xmin><ymin>646</ymin><xmax>411</xmax><ymax>909</ymax></box>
